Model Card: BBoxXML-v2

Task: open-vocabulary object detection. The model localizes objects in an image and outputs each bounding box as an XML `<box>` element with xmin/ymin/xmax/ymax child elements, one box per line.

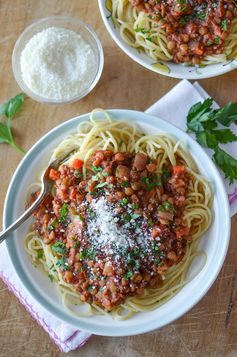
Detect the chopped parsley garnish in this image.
<box><xmin>154</xmin><ymin>258</ymin><xmax>162</xmax><ymax>266</ymax></box>
<box><xmin>120</xmin><ymin>197</ymin><xmax>129</xmax><ymax>206</ymax></box>
<box><xmin>135</xmin><ymin>27</ymin><xmax>151</xmax><ymax>34</ymax></box>
<box><xmin>81</xmin><ymin>264</ymin><xmax>87</xmax><ymax>271</ymax></box>
<box><xmin>74</xmin><ymin>242</ymin><xmax>79</xmax><ymax>249</ymax></box>
<box><xmin>214</xmin><ymin>35</ymin><xmax>219</xmax><ymax>44</ymax></box>
<box><xmin>36</xmin><ymin>250</ymin><xmax>44</xmax><ymax>259</ymax></box>
<box><xmin>159</xmin><ymin>201</ymin><xmax>173</xmax><ymax>212</ymax></box>
<box><xmin>60</xmin><ymin>203</ymin><xmax>68</xmax><ymax>217</ymax></box>
<box><xmin>48</xmin><ymin>273</ymin><xmax>54</xmax><ymax>282</ymax></box>
<box><xmin>197</xmin><ymin>10</ymin><xmax>208</xmax><ymax>21</ymax></box>
<box><xmin>74</xmin><ymin>170</ymin><xmax>82</xmax><ymax>178</ymax></box>
<box><xmin>146</xmin><ymin>36</ymin><xmax>154</xmax><ymax>43</ymax></box>
<box><xmin>78</xmin><ymin>214</ymin><xmax>84</xmax><ymax>221</ymax></box>
<box><xmin>91</xmin><ymin>175</ymin><xmax>99</xmax><ymax>181</ymax></box>
<box><xmin>47</xmin><ymin>219</ymin><xmax>57</xmax><ymax>231</ymax></box>
<box><xmin>56</xmin><ymin>256</ymin><xmax>69</xmax><ymax>270</ymax></box>
<box><xmin>86</xmin><ymin>208</ymin><xmax>96</xmax><ymax>218</ymax></box>
<box><xmin>80</xmin><ymin>248</ymin><xmax>96</xmax><ymax>261</ymax></box>
<box><xmin>131</xmin><ymin>213</ymin><xmax>141</xmax><ymax>220</ymax></box>
<box><xmin>141</xmin><ymin>176</ymin><xmax>161</xmax><ymax>191</ymax></box>
<box><xmin>58</xmin><ymin>203</ymin><xmax>68</xmax><ymax>225</ymax></box>
<box><xmin>121</xmin><ymin>180</ymin><xmax>130</xmax><ymax>187</ymax></box>
<box><xmin>91</xmin><ymin>165</ymin><xmax>103</xmax><ymax>173</ymax></box>
<box><xmin>221</xmin><ymin>19</ymin><xmax>227</xmax><ymax>31</ymax></box>
<box><xmin>124</xmin><ymin>271</ymin><xmax>133</xmax><ymax>280</ymax></box>
<box><xmin>95</xmin><ymin>182</ymin><xmax>108</xmax><ymax>189</ymax></box>
<box><xmin>141</xmin><ymin>176</ymin><xmax>149</xmax><ymax>184</ymax></box>
<box><xmin>131</xmin><ymin>248</ymin><xmax>140</xmax><ymax>256</ymax></box>
<box><xmin>148</xmin><ymin>220</ymin><xmax>155</xmax><ymax>227</ymax></box>
<box><xmin>162</xmin><ymin>166</ymin><xmax>171</xmax><ymax>184</ymax></box>
<box><xmin>124</xmin><ymin>213</ymin><xmax>131</xmax><ymax>222</ymax></box>
<box><xmin>52</xmin><ymin>241</ymin><xmax>66</xmax><ymax>255</ymax></box>
<box><xmin>151</xmin><ymin>241</ymin><xmax>160</xmax><ymax>255</ymax></box>
<box><xmin>132</xmin><ymin>203</ymin><xmax>140</xmax><ymax>209</ymax></box>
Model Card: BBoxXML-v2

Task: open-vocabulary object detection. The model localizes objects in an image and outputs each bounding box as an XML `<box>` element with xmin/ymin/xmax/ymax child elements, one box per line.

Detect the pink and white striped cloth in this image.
<box><xmin>1</xmin><ymin>80</ymin><xmax>236</xmax><ymax>353</ymax></box>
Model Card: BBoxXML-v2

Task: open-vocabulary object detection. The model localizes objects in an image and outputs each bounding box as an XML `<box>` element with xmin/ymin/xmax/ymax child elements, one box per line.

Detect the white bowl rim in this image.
<box><xmin>3</xmin><ymin>109</ymin><xmax>231</xmax><ymax>336</ymax></box>
<box><xmin>98</xmin><ymin>0</ymin><xmax>237</xmax><ymax>80</ymax></box>
<box><xmin>12</xmin><ymin>15</ymin><xmax>104</xmax><ymax>104</ymax></box>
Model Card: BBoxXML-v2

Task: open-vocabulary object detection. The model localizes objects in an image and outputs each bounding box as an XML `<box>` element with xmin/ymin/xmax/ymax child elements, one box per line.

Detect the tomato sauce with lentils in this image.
<box><xmin>130</xmin><ymin>0</ymin><xmax>237</xmax><ymax>64</ymax></box>
<box><xmin>32</xmin><ymin>150</ymin><xmax>192</xmax><ymax>311</ymax></box>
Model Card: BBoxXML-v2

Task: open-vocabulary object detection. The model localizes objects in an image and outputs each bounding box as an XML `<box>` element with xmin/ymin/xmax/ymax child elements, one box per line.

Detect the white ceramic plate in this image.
<box><xmin>4</xmin><ymin>109</ymin><xmax>230</xmax><ymax>336</ymax></box>
<box><xmin>98</xmin><ymin>0</ymin><xmax>237</xmax><ymax>79</ymax></box>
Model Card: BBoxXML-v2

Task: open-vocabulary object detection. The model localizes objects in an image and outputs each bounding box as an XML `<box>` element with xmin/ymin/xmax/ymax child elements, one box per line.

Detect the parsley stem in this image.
<box><xmin>6</xmin><ymin>117</ymin><xmax>25</xmax><ymax>156</ymax></box>
<box><xmin>10</xmin><ymin>140</ymin><xmax>26</xmax><ymax>155</ymax></box>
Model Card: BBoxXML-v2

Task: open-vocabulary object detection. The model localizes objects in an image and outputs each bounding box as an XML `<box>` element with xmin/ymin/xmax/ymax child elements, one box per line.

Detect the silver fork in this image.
<box><xmin>0</xmin><ymin>146</ymin><xmax>78</xmax><ymax>244</ymax></box>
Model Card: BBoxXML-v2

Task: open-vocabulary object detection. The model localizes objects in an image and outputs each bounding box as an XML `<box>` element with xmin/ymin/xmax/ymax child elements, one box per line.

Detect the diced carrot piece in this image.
<box><xmin>173</xmin><ymin>165</ymin><xmax>185</xmax><ymax>175</ymax></box>
<box><xmin>72</xmin><ymin>159</ymin><xmax>84</xmax><ymax>169</ymax></box>
<box><xmin>176</xmin><ymin>226</ymin><xmax>190</xmax><ymax>239</ymax></box>
<box><xmin>49</xmin><ymin>168</ymin><xmax>60</xmax><ymax>180</ymax></box>
<box><xmin>193</xmin><ymin>46</ymin><xmax>204</xmax><ymax>56</ymax></box>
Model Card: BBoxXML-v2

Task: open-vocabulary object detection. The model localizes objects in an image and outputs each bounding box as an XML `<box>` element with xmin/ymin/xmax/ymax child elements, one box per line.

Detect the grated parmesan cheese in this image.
<box><xmin>20</xmin><ymin>27</ymin><xmax>96</xmax><ymax>100</ymax></box>
<box><xmin>86</xmin><ymin>196</ymin><xmax>150</xmax><ymax>257</ymax></box>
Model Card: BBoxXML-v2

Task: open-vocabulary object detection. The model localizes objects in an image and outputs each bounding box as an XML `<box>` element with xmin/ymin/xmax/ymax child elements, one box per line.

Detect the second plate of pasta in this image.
<box><xmin>98</xmin><ymin>0</ymin><xmax>237</xmax><ymax>79</ymax></box>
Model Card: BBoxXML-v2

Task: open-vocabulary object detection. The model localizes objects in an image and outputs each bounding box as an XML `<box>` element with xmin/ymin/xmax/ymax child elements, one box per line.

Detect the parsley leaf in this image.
<box><xmin>196</xmin><ymin>131</ymin><xmax>218</xmax><ymax>149</ymax></box>
<box><xmin>187</xmin><ymin>98</ymin><xmax>214</xmax><ymax>132</ymax></box>
<box><xmin>212</xmin><ymin>129</ymin><xmax>237</xmax><ymax>144</ymax></box>
<box><xmin>212</xmin><ymin>102</ymin><xmax>237</xmax><ymax>126</ymax></box>
<box><xmin>0</xmin><ymin>93</ymin><xmax>25</xmax><ymax>155</ymax></box>
<box><xmin>0</xmin><ymin>123</ymin><xmax>11</xmax><ymax>144</ymax></box>
<box><xmin>0</xmin><ymin>93</ymin><xmax>24</xmax><ymax>118</ymax></box>
<box><xmin>213</xmin><ymin>147</ymin><xmax>237</xmax><ymax>184</ymax></box>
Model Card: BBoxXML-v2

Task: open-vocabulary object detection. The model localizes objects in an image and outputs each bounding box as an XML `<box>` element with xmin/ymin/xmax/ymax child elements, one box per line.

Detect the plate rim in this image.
<box><xmin>3</xmin><ymin>109</ymin><xmax>231</xmax><ymax>336</ymax></box>
<box><xmin>97</xmin><ymin>0</ymin><xmax>237</xmax><ymax>80</ymax></box>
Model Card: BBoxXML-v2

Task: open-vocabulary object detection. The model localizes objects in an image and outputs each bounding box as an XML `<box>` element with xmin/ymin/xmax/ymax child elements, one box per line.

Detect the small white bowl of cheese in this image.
<box><xmin>12</xmin><ymin>16</ymin><xmax>104</xmax><ymax>104</ymax></box>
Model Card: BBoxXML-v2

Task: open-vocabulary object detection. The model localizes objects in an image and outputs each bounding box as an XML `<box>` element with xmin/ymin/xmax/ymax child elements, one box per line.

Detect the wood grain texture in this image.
<box><xmin>0</xmin><ymin>1</ymin><xmax>237</xmax><ymax>356</ymax></box>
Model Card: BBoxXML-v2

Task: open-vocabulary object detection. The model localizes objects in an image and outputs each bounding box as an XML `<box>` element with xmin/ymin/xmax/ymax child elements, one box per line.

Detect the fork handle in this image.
<box><xmin>0</xmin><ymin>191</ymin><xmax>46</xmax><ymax>245</ymax></box>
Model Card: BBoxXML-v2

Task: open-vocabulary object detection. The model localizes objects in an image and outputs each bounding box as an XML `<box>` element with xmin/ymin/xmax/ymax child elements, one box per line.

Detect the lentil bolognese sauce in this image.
<box><xmin>25</xmin><ymin>110</ymin><xmax>212</xmax><ymax>319</ymax></box>
<box><xmin>111</xmin><ymin>0</ymin><xmax>237</xmax><ymax>65</ymax></box>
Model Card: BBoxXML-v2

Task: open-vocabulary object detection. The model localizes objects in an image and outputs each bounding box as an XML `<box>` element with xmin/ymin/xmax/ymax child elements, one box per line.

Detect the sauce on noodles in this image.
<box><xmin>25</xmin><ymin>111</ymin><xmax>212</xmax><ymax>319</ymax></box>
<box><xmin>32</xmin><ymin>150</ymin><xmax>192</xmax><ymax>311</ymax></box>
<box><xmin>130</xmin><ymin>0</ymin><xmax>237</xmax><ymax>64</ymax></box>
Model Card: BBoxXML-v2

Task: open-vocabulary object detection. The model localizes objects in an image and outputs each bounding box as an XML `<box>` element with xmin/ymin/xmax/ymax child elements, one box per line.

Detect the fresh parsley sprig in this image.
<box><xmin>0</xmin><ymin>93</ymin><xmax>25</xmax><ymax>155</ymax></box>
<box><xmin>186</xmin><ymin>98</ymin><xmax>237</xmax><ymax>184</ymax></box>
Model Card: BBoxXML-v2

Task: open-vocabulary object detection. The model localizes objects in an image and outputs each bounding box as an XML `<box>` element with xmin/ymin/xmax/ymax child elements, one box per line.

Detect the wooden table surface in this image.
<box><xmin>0</xmin><ymin>1</ymin><xmax>237</xmax><ymax>356</ymax></box>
